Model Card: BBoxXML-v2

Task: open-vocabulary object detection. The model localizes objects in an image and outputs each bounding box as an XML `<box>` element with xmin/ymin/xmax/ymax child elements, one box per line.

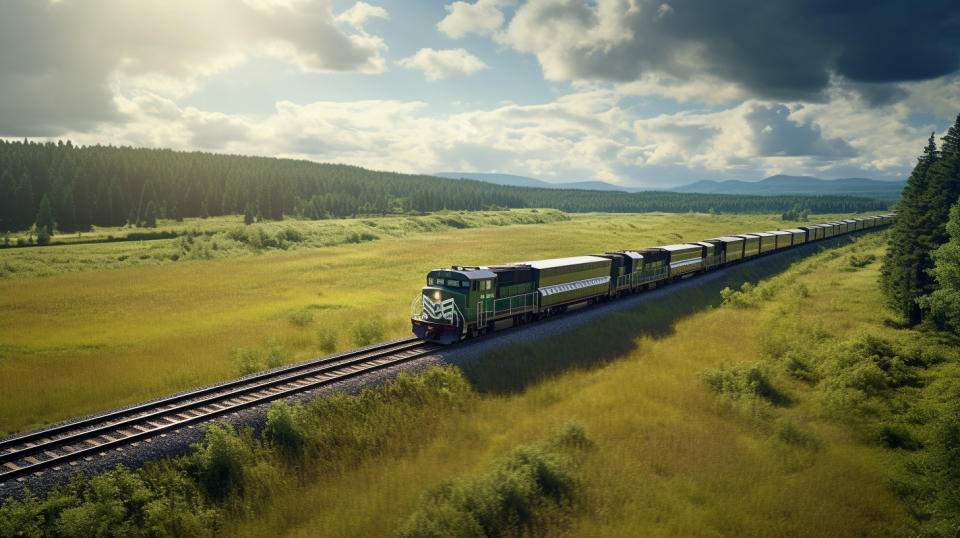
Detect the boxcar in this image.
<box><xmin>705</xmin><ymin>236</ymin><xmax>746</xmax><ymax>264</ymax></box>
<box><xmin>770</xmin><ymin>230</ymin><xmax>793</xmax><ymax>249</ymax></box>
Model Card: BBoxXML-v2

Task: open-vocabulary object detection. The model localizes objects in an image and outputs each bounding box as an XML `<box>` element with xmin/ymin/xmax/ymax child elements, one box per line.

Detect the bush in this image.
<box><xmin>188</xmin><ymin>424</ymin><xmax>254</xmax><ymax>501</ymax></box>
<box><xmin>396</xmin><ymin>437</ymin><xmax>581</xmax><ymax>537</ymax></box>
<box><xmin>351</xmin><ymin>317</ymin><xmax>385</xmax><ymax>347</ymax></box>
<box><xmin>703</xmin><ymin>362</ymin><xmax>792</xmax><ymax>407</ymax></box>
<box><xmin>287</xmin><ymin>309</ymin><xmax>313</xmax><ymax>327</ymax></box>
<box><xmin>315</xmin><ymin>325</ymin><xmax>337</xmax><ymax>354</ymax></box>
<box><xmin>264</xmin><ymin>401</ymin><xmax>306</xmax><ymax>461</ymax></box>
<box><xmin>230</xmin><ymin>337</ymin><xmax>291</xmax><ymax>375</ymax></box>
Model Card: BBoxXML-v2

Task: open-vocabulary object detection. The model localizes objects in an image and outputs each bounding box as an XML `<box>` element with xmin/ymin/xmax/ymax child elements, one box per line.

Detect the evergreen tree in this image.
<box><xmin>143</xmin><ymin>200</ymin><xmax>158</xmax><ymax>228</ymax></box>
<box><xmin>918</xmin><ymin>196</ymin><xmax>960</xmax><ymax>333</ymax></box>
<box><xmin>35</xmin><ymin>194</ymin><xmax>55</xmax><ymax>235</ymax></box>
<box><xmin>881</xmin><ymin>133</ymin><xmax>941</xmax><ymax>324</ymax></box>
<box><xmin>941</xmin><ymin>113</ymin><xmax>960</xmax><ymax>158</ymax></box>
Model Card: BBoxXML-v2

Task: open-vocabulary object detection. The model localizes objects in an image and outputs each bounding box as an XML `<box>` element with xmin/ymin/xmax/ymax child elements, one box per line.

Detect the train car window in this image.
<box><xmin>485</xmin><ymin>281</ymin><xmax>492</xmax><ymax>290</ymax></box>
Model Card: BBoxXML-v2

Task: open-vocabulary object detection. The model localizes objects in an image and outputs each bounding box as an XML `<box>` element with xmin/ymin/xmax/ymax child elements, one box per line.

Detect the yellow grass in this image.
<box><xmin>226</xmin><ymin>233</ymin><xmax>909</xmax><ymax>536</ymax></box>
<box><xmin>0</xmin><ymin>211</ymin><xmax>869</xmax><ymax>435</ymax></box>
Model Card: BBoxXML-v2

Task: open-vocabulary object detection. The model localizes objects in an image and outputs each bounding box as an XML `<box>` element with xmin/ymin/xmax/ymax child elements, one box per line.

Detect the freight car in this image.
<box><xmin>412</xmin><ymin>214</ymin><xmax>894</xmax><ymax>344</ymax></box>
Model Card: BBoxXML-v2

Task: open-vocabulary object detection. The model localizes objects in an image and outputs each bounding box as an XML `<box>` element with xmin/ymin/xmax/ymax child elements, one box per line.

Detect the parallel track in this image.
<box><xmin>0</xmin><ymin>337</ymin><xmax>440</xmax><ymax>483</ymax></box>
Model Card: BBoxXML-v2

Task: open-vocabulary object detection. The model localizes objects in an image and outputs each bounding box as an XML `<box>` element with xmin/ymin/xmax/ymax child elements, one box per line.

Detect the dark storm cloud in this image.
<box><xmin>747</xmin><ymin>104</ymin><xmax>856</xmax><ymax>159</ymax></box>
<box><xmin>0</xmin><ymin>0</ymin><xmax>385</xmax><ymax>137</ymax></box>
<box><xmin>507</xmin><ymin>0</ymin><xmax>960</xmax><ymax>103</ymax></box>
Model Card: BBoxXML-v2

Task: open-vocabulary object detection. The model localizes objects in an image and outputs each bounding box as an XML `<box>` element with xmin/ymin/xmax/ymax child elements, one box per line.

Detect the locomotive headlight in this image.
<box><xmin>433</xmin><ymin>291</ymin><xmax>441</xmax><ymax>301</ymax></box>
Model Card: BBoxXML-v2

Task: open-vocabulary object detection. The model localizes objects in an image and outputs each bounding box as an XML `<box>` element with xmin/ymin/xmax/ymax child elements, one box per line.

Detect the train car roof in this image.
<box><xmin>654</xmin><ymin>243</ymin><xmax>703</xmax><ymax>252</ymax></box>
<box><xmin>783</xmin><ymin>228</ymin><xmax>806</xmax><ymax>234</ymax></box>
<box><xmin>769</xmin><ymin>230</ymin><xmax>792</xmax><ymax>235</ymax></box>
<box><xmin>517</xmin><ymin>255</ymin><xmax>610</xmax><ymax>270</ymax></box>
<box><xmin>749</xmin><ymin>232</ymin><xmax>776</xmax><ymax>237</ymax></box>
<box><xmin>603</xmin><ymin>251</ymin><xmax>643</xmax><ymax>260</ymax></box>
<box><xmin>705</xmin><ymin>236</ymin><xmax>745</xmax><ymax>243</ymax></box>
<box><xmin>436</xmin><ymin>267</ymin><xmax>496</xmax><ymax>279</ymax></box>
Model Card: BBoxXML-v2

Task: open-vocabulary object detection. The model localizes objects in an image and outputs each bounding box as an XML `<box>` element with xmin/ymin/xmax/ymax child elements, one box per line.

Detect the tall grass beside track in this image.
<box><xmin>0</xmin><ymin>210</ymin><xmax>829</xmax><ymax>435</ymax></box>
<box><xmin>228</xmin><ymin>232</ymin><xmax>944</xmax><ymax>536</ymax></box>
<box><xmin>3</xmin><ymin>232</ymin><xmax>957</xmax><ymax>535</ymax></box>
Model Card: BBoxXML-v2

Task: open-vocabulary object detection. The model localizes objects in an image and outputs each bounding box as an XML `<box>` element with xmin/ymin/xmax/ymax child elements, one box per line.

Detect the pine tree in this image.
<box><xmin>143</xmin><ymin>200</ymin><xmax>158</xmax><ymax>228</ymax></box>
<box><xmin>941</xmin><ymin>113</ymin><xmax>960</xmax><ymax>158</ymax></box>
<box><xmin>880</xmin><ymin>133</ymin><xmax>942</xmax><ymax>324</ymax></box>
<box><xmin>35</xmin><ymin>194</ymin><xmax>54</xmax><ymax>236</ymax></box>
<box><xmin>918</xmin><ymin>196</ymin><xmax>960</xmax><ymax>332</ymax></box>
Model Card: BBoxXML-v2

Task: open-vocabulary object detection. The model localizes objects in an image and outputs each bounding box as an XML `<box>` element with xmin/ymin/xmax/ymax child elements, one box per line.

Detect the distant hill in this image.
<box><xmin>434</xmin><ymin>172</ymin><xmax>645</xmax><ymax>192</ymax></box>
<box><xmin>669</xmin><ymin>175</ymin><xmax>905</xmax><ymax>200</ymax></box>
<box><xmin>436</xmin><ymin>172</ymin><xmax>904</xmax><ymax>200</ymax></box>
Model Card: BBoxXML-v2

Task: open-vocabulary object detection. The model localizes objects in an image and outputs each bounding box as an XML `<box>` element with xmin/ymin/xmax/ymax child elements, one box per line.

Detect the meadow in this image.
<box><xmin>0</xmin><ymin>210</ymin><xmax>832</xmax><ymax>435</ymax></box>
<box><xmin>6</xmin><ymin>229</ymin><xmax>956</xmax><ymax>535</ymax></box>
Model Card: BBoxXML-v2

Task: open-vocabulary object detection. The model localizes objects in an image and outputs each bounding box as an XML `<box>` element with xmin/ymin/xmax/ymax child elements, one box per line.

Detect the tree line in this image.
<box><xmin>0</xmin><ymin>140</ymin><xmax>890</xmax><ymax>235</ymax></box>
<box><xmin>880</xmin><ymin>113</ymin><xmax>960</xmax><ymax>328</ymax></box>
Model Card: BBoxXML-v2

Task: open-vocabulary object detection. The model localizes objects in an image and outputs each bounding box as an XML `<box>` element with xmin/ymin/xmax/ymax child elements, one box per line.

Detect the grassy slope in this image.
<box><xmin>228</xmin><ymin>233</ymin><xmax>914</xmax><ymax>536</ymax></box>
<box><xmin>0</xmin><ymin>211</ymin><xmax>819</xmax><ymax>435</ymax></box>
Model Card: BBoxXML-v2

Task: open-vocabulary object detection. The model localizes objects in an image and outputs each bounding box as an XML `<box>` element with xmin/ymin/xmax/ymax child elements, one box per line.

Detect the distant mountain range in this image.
<box><xmin>434</xmin><ymin>172</ymin><xmax>905</xmax><ymax>200</ymax></box>
<box><xmin>433</xmin><ymin>172</ymin><xmax>645</xmax><ymax>192</ymax></box>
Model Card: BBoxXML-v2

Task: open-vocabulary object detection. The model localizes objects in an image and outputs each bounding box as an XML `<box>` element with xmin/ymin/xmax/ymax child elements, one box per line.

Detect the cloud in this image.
<box><xmin>746</xmin><ymin>104</ymin><xmax>856</xmax><ymax>159</ymax></box>
<box><xmin>438</xmin><ymin>0</ymin><xmax>506</xmax><ymax>38</ymax></box>
<box><xmin>500</xmin><ymin>0</ymin><xmax>960</xmax><ymax>103</ymax></box>
<box><xmin>335</xmin><ymin>1</ymin><xmax>388</xmax><ymax>29</ymax></box>
<box><xmin>398</xmin><ymin>48</ymin><xmax>489</xmax><ymax>80</ymax></box>
<box><xmin>0</xmin><ymin>0</ymin><xmax>388</xmax><ymax>136</ymax></box>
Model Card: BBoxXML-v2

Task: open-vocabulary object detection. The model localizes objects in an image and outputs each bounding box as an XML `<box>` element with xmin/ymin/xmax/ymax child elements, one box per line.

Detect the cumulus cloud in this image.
<box><xmin>0</xmin><ymin>0</ymin><xmax>388</xmax><ymax>136</ymax></box>
<box><xmin>438</xmin><ymin>0</ymin><xmax>506</xmax><ymax>38</ymax></box>
<box><xmin>398</xmin><ymin>48</ymin><xmax>489</xmax><ymax>80</ymax></box>
<box><xmin>335</xmin><ymin>1</ymin><xmax>388</xmax><ymax>29</ymax></box>
<box><xmin>500</xmin><ymin>0</ymin><xmax>960</xmax><ymax>104</ymax></box>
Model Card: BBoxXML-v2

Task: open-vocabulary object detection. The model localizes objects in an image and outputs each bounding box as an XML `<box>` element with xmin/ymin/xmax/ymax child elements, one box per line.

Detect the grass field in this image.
<box><xmin>4</xmin><ymin>221</ymin><xmax>955</xmax><ymax>535</ymax></box>
<box><xmin>220</xmin><ymin>231</ymin><xmax>930</xmax><ymax>536</ymax></box>
<box><xmin>0</xmin><ymin>210</ymin><xmax>872</xmax><ymax>435</ymax></box>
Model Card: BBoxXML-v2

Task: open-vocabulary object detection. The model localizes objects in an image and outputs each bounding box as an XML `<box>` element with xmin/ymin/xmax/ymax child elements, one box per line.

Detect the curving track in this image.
<box><xmin>0</xmin><ymin>338</ymin><xmax>440</xmax><ymax>484</ymax></box>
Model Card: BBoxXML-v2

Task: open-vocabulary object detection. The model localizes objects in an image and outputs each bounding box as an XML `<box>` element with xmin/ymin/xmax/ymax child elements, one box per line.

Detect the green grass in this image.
<box><xmin>0</xmin><ymin>210</ymin><xmax>826</xmax><ymax>435</ymax></box>
<box><xmin>5</xmin><ymin>230</ymin><xmax>955</xmax><ymax>535</ymax></box>
<box><xmin>222</xmin><ymin>231</ymin><xmax>926</xmax><ymax>537</ymax></box>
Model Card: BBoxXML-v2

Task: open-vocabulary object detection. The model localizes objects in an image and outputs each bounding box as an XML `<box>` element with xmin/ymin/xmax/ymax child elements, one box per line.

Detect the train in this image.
<box><xmin>411</xmin><ymin>214</ymin><xmax>895</xmax><ymax>344</ymax></box>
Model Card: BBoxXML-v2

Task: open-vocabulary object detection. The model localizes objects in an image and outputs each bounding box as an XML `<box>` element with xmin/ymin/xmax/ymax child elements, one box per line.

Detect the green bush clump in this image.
<box><xmin>351</xmin><ymin>317</ymin><xmax>385</xmax><ymax>347</ymax></box>
<box><xmin>230</xmin><ymin>337</ymin><xmax>291</xmax><ymax>375</ymax></box>
<box><xmin>264</xmin><ymin>401</ymin><xmax>306</xmax><ymax>462</ymax></box>
<box><xmin>703</xmin><ymin>362</ymin><xmax>792</xmax><ymax>409</ymax></box>
<box><xmin>315</xmin><ymin>325</ymin><xmax>338</xmax><ymax>353</ymax></box>
<box><xmin>396</xmin><ymin>423</ymin><xmax>587</xmax><ymax>538</ymax></box>
<box><xmin>848</xmin><ymin>253</ymin><xmax>876</xmax><ymax>268</ymax></box>
<box><xmin>286</xmin><ymin>309</ymin><xmax>314</xmax><ymax>327</ymax></box>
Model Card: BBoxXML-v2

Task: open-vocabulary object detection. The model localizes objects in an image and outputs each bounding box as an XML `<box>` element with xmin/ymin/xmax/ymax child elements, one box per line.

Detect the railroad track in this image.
<box><xmin>0</xmin><ymin>337</ymin><xmax>441</xmax><ymax>483</ymax></box>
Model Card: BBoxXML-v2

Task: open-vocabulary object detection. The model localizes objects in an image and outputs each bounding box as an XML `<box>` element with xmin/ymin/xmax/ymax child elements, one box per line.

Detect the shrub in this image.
<box><xmin>396</xmin><ymin>439</ymin><xmax>581</xmax><ymax>537</ymax></box>
<box><xmin>230</xmin><ymin>337</ymin><xmax>291</xmax><ymax>375</ymax></box>
<box><xmin>849</xmin><ymin>253</ymin><xmax>876</xmax><ymax>268</ymax></box>
<box><xmin>351</xmin><ymin>317</ymin><xmax>385</xmax><ymax>347</ymax></box>
<box><xmin>315</xmin><ymin>325</ymin><xmax>337</xmax><ymax>353</ymax></box>
<box><xmin>703</xmin><ymin>362</ymin><xmax>792</xmax><ymax>407</ymax></box>
<box><xmin>264</xmin><ymin>401</ymin><xmax>306</xmax><ymax>461</ymax></box>
<box><xmin>188</xmin><ymin>424</ymin><xmax>255</xmax><ymax>501</ymax></box>
<box><xmin>287</xmin><ymin>309</ymin><xmax>313</xmax><ymax>327</ymax></box>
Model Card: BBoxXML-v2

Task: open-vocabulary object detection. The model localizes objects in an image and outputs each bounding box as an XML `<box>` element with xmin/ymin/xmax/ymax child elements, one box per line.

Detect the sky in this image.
<box><xmin>1</xmin><ymin>0</ymin><xmax>959</xmax><ymax>188</ymax></box>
